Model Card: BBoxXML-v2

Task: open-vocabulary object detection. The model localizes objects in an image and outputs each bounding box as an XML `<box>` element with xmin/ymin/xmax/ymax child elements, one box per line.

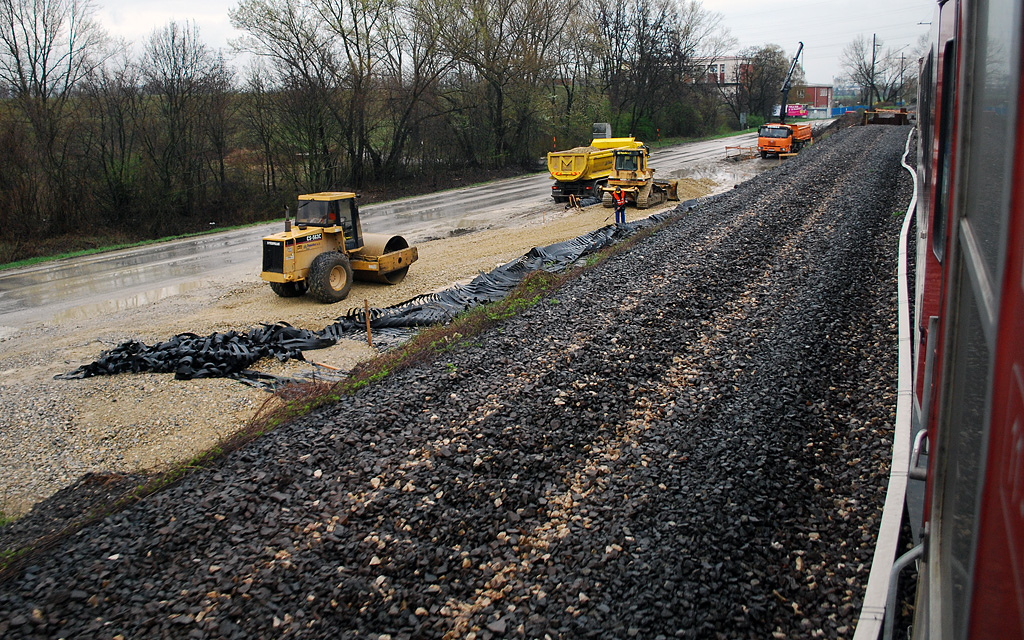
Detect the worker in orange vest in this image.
<box><xmin>612</xmin><ymin>186</ymin><xmax>627</xmax><ymax>225</ymax></box>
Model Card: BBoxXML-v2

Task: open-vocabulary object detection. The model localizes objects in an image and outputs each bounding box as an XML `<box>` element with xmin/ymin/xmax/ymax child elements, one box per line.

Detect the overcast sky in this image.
<box><xmin>704</xmin><ymin>0</ymin><xmax>935</xmax><ymax>83</ymax></box>
<box><xmin>96</xmin><ymin>0</ymin><xmax>936</xmax><ymax>85</ymax></box>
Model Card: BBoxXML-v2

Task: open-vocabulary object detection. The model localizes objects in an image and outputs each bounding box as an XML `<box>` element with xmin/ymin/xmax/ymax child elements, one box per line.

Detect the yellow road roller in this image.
<box><xmin>260</xmin><ymin>192</ymin><xmax>418</xmax><ymax>303</ymax></box>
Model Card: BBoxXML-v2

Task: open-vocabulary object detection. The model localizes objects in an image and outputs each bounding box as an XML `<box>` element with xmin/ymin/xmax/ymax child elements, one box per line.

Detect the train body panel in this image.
<box><xmin>907</xmin><ymin>0</ymin><xmax>1024</xmax><ymax>636</ymax></box>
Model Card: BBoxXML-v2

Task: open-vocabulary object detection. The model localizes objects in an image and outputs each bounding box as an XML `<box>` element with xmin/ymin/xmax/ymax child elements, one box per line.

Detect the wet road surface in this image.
<box><xmin>0</xmin><ymin>132</ymin><xmax>758</xmax><ymax>331</ymax></box>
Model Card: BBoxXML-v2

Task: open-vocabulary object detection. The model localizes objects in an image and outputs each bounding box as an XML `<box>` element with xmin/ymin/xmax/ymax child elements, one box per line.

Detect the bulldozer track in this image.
<box><xmin>636</xmin><ymin>182</ymin><xmax>654</xmax><ymax>209</ymax></box>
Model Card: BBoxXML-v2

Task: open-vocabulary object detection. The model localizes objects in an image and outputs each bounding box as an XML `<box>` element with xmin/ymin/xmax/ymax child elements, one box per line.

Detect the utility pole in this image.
<box><xmin>869</xmin><ymin>33</ymin><xmax>877</xmax><ymax>110</ymax></box>
<box><xmin>899</xmin><ymin>52</ymin><xmax>905</xmax><ymax>106</ymax></box>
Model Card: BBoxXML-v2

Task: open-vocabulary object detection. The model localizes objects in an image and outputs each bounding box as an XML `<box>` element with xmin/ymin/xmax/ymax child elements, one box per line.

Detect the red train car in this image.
<box><xmin>876</xmin><ymin>0</ymin><xmax>1024</xmax><ymax>637</ymax></box>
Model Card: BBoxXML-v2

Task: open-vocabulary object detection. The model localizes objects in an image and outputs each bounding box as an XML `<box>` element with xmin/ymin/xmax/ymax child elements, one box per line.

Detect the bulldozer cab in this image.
<box><xmin>614</xmin><ymin>149</ymin><xmax>646</xmax><ymax>172</ymax></box>
<box><xmin>295</xmin><ymin>193</ymin><xmax>362</xmax><ymax>251</ymax></box>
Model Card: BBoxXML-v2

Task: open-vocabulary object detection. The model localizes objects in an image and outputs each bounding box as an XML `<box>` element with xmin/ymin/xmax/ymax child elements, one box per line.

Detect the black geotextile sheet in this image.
<box><xmin>57</xmin><ymin>205</ymin><xmax>691</xmax><ymax>388</ymax></box>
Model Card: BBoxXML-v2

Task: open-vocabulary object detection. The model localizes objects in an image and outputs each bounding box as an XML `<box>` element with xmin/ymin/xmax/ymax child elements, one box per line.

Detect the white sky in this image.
<box><xmin>97</xmin><ymin>0</ymin><xmax>936</xmax><ymax>85</ymax></box>
<box><xmin>703</xmin><ymin>0</ymin><xmax>936</xmax><ymax>83</ymax></box>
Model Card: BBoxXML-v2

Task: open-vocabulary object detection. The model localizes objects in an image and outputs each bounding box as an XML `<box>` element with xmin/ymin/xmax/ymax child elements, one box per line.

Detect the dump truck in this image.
<box><xmin>547</xmin><ymin>124</ymin><xmax>645</xmax><ymax>202</ymax></box>
<box><xmin>600</xmin><ymin>146</ymin><xmax>679</xmax><ymax>209</ymax></box>
<box><xmin>757</xmin><ymin>121</ymin><xmax>813</xmax><ymax>157</ymax></box>
<box><xmin>260</xmin><ymin>192</ymin><xmax>418</xmax><ymax>303</ymax></box>
<box><xmin>757</xmin><ymin>42</ymin><xmax>813</xmax><ymax>158</ymax></box>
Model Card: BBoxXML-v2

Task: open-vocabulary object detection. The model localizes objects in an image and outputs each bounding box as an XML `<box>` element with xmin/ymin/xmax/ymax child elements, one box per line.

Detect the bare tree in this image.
<box><xmin>204</xmin><ymin>53</ymin><xmax>236</xmax><ymax>193</ymax></box>
<box><xmin>0</xmin><ymin>0</ymin><xmax>108</xmax><ymax>232</ymax></box>
<box><xmin>595</xmin><ymin>0</ymin><xmax>728</xmax><ymax>137</ymax></box>
<box><xmin>80</xmin><ymin>51</ymin><xmax>144</xmax><ymax>226</ymax></box>
<box><xmin>431</xmin><ymin>0</ymin><xmax>571</xmax><ymax>166</ymax></box>
<box><xmin>239</xmin><ymin>62</ymin><xmax>281</xmax><ymax>193</ymax></box>
<box><xmin>548</xmin><ymin>8</ymin><xmax>603</xmax><ymax>143</ymax></box>
<box><xmin>841</xmin><ymin>35</ymin><xmax>905</xmax><ymax>105</ymax></box>
<box><xmin>716</xmin><ymin>44</ymin><xmax>795</xmax><ymax>123</ymax></box>
<box><xmin>368</xmin><ymin>0</ymin><xmax>455</xmax><ymax>179</ymax></box>
<box><xmin>231</xmin><ymin>0</ymin><xmax>343</xmax><ymax>190</ymax></box>
<box><xmin>139</xmin><ymin>21</ymin><xmax>230</xmax><ymax>225</ymax></box>
<box><xmin>313</xmin><ymin>0</ymin><xmax>401</xmax><ymax>185</ymax></box>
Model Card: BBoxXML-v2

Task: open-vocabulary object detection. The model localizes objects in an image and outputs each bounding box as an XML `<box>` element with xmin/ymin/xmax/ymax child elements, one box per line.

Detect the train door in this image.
<box><xmin>916</xmin><ymin>0</ymin><xmax>1024</xmax><ymax>637</ymax></box>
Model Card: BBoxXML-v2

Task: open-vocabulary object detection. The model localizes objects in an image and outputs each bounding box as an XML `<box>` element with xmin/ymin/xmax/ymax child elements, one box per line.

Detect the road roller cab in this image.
<box><xmin>260</xmin><ymin>192</ymin><xmax>418</xmax><ymax>303</ymax></box>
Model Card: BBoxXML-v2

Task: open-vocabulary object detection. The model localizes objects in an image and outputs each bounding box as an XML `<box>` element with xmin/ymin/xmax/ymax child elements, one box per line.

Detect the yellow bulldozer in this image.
<box><xmin>600</xmin><ymin>147</ymin><xmax>679</xmax><ymax>209</ymax></box>
<box><xmin>260</xmin><ymin>192</ymin><xmax>418</xmax><ymax>303</ymax></box>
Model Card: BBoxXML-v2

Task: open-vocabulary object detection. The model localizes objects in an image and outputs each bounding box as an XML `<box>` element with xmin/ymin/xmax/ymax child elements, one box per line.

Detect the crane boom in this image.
<box><xmin>778</xmin><ymin>42</ymin><xmax>804</xmax><ymax>125</ymax></box>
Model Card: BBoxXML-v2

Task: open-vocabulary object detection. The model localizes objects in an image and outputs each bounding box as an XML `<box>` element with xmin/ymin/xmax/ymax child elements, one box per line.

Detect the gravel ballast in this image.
<box><xmin>0</xmin><ymin>125</ymin><xmax>912</xmax><ymax>639</ymax></box>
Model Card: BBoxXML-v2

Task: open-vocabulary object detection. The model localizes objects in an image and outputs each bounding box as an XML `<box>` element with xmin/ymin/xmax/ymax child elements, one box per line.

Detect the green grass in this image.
<box><xmin>0</xmin><ymin>220</ymin><xmax>283</xmax><ymax>272</ymax></box>
<box><xmin>0</xmin><ymin>548</ymin><xmax>27</xmax><ymax>572</ymax></box>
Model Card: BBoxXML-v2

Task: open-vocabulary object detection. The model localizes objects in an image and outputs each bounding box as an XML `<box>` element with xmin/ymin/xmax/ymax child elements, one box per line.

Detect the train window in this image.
<box><xmin>936</xmin><ymin>277</ymin><xmax>991</xmax><ymax>639</ymax></box>
<box><xmin>919</xmin><ymin>51</ymin><xmax>934</xmax><ymax>187</ymax></box>
<box><xmin>959</xmin><ymin>0</ymin><xmax>1017</xmax><ymax>296</ymax></box>
<box><xmin>932</xmin><ymin>39</ymin><xmax>956</xmax><ymax>263</ymax></box>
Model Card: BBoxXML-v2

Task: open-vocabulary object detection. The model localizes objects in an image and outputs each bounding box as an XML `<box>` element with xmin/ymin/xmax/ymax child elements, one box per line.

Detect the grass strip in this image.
<box><xmin>0</xmin><ymin>222</ymin><xmax>274</xmax><ymax>272</ymax></box>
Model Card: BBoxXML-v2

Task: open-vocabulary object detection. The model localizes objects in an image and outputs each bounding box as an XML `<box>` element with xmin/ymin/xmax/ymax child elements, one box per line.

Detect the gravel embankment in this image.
<box><xmin>0</xmin><ymin>125</ymin><xmax>912</xmax><ymax>639</ymax></box>
<box><xmin>0</xmin><ymin>179</ymin><xmax>720</xmax><ymax>520</ymax></box>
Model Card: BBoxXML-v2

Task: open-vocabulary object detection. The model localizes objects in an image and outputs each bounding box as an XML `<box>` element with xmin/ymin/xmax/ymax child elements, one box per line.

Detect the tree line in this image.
<box><xmin>839</xmin><ymin>34</ymin><xmax>921</xmax><ymax>107</ymax></box>
<box><xmin>0</xmin><ymin>0</ymin><xmax>736</xmax><ymax>260</ymax></box>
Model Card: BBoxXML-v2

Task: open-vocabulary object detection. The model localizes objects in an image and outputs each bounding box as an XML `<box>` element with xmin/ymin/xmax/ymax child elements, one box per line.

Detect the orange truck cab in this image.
<box><xmin>757</xmin><ymin>122</ymin><xmax>813</xmax><ymax>158</ymax></box>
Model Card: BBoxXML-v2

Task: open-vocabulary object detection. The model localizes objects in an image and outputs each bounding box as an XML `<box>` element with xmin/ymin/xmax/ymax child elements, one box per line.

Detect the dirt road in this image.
<box><xmin>0</xmin><ymin>133</ymin><xmax>759</xmax><ymax>333</ymax></box>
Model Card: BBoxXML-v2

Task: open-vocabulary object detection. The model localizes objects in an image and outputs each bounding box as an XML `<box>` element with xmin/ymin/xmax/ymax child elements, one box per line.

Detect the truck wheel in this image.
<box><xmin>308</xmin><ymin>252</ymin><xmax>354</xmax><ymax>303</ymax></box>
<box><xmin>269</xmin><ymin>281</ymin><xmax>307</xmax><ymax>298</ymax></box>
<box><xmin>760</xmin><ymin>151</ymin><xmax>768</xmax><ymax>159</ymax></box>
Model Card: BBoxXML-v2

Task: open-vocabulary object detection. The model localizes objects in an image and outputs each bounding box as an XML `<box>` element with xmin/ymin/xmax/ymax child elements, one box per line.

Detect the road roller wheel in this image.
<box><xmin>384</xmin><ymin>266</ymin><xmax>409</xmax><ymax>284</ymax></box>
<box><xmin>602</xmin><ymin>191</ymin><xmax>614</xmax><ymax>208</ymax></box>
<box><xmin>269</xmin><ymin>281</ymin><xmax>307</xmax><ymax>298</ymax></box>
<box><xmin>308</xmin><ymin>252</ymin><xmax>354</xmax><ymax>303</ymax></box>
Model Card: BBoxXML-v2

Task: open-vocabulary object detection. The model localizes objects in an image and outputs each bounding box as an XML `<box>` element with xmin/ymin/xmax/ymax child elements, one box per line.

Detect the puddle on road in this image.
<box><xmin>668</xmin><ymin>158</ymin><xmax>771</xmax><ymax>195</ymax></box>
<box><xmin>52</xmin><ymin>280</ymin><xmax>210</xmax><ymax>322</ymax></box>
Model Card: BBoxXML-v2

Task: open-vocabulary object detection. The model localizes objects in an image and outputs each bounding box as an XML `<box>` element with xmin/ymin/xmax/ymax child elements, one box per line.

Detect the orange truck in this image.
<box><xmin>756</xmin><ymin>122</ymin><xmax>813</xmax><ymax>158</ymax></box>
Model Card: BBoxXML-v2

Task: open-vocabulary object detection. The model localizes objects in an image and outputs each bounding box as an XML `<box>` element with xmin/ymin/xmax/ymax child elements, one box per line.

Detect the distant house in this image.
<box><xmin>696</xmin><ymin>56</ymin><xmax>749</xmax><ymax>94</ymax></box>
<box><xmin>791</xmin><ymin>84</ymin><xmax>834</xmax><ymax>118</ymax></box>
<box><xmin>793</xmin><ymin>84</ymin><xmax>833</xmax><ymax>109</ymax></box>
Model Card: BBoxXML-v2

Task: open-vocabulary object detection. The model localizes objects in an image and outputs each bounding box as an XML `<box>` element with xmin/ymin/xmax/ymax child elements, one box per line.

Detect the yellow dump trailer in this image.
<box><xmin>547</xmin><ymin>137</ymin><xmax>644</xmax><ymax>202</ymax></box>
